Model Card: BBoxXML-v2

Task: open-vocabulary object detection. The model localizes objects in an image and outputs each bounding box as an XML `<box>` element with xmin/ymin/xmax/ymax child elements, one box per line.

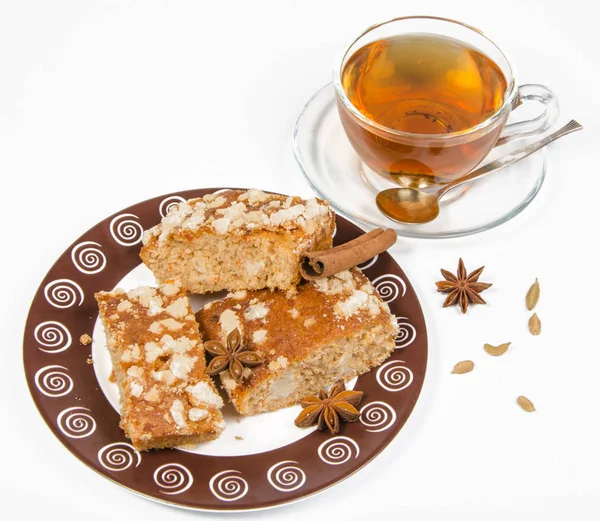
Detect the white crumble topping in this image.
<box><xmin>303</xmin><ymin>318</ymin><xmax>316</xmax><ymax>328</ymax></box>
<box><xmin>170</xmin><ymin>400</ymin><xmax>187</xmax><ymax>429</ymax></box>
<box><xmin>160</xmin><ymin>318</ymin><xmax>183</xmax><ymax>331</ymax></box>
<box><xmin>247</xmin><ymin>189</ymin><xmax>270</xmax><ymax>204</ymax></box>
<box><xmin>170</xmin><ymin>353</ymin><xmax>198</xmax><ymax>379</ymax></box>
<box><xmin>127</xmin><ymin>366</ymin><xmax>143</xmax><ymax>378</ymax></box>
<box><xmin>183</xmin><ymin>206</ymin><xmax>206</xmax><ymax>229</ymax></box>
<box><xmin>189</xmin><ymin>407</ymin><xmax>209</xmax><ymax>422</ymax></box>
<box><xmin>203</xmin><ymin>192</ymin><xmax>219</xmax><ymax>202</ymax></box>
<box><xmin>268</xmin><ymin>356</ymin><xmax>289</xmax><ymax>372</ymax></box>
<box><xmin>219</xmin><ymin>202</ymin><xmax>247</xmax><ymax>221</ymax></box>
<box><xmin>130</xmin><ymin>381</ymin><xmax>144</xmax><ymax>398</ymax></box>
<box><xmin>160</xmin><ymin>282</ymin><xmax>181</xmax><ymax>297</ymax></box>
<box><xmin>148</xmin><ymin>321</ymin><xmax>163</xmax><ymax>334</ymax></box>
<box><xmin>304</xmin><ymin>197</ymin><xmax>329</xmax><ymax>219</ymax></box>
<box><xmin>147</xmin><ymin>295</ymin><xmax>164</xmax><ymax>315</ymax></box>
<box><xmin>219</xmin><ymin>309</ymin><xmax>240</xmax><ymax>334</ymax></box>
<box><xmin>207</xmin><ymin>195</ymin><xmax>227</xmax><ymax>208</ymax></box>
<box><xmin>158</xmin><ymin>201</ymin><xmax>194</xmax><ymax>242</ymax></box>
<box><xmin>288</xmin><ymin>309</ymin><xmax>300</xmax><ymax>319</ymax></box>
<box><xmin>144</xmin><ymin>342</ymin><xmax>163</xmax><ymax>363</ymax></box>
<box><xmin>144</xmin><ymin>386</ymin><xmax>160</xmax><ymax>402</ymax></box>
<box><xmin>169</xmin><ymin>336</ymin><xmax>196</xmax><ymax>354</ymax></box>
<box><xmin>144</xmin><ymin>190</ymin><xmax>332</xmax><ymax>244</ymax></box>
<box><xmin>269</xmin><ymin>204</ymin><xmax>305</xmax><ymax>225</ymax></box>
<box><xmin>313</xmin><ymin>270</ymin><xmax>356</xmax><ymax>295</ymax></box>
<box><xmin>166</xmin><ymin>297</ymin><xmax>189</xmax><ymax>319</ymax></box>
<box><xmin>244</xmin><ymin>303</ymin><xmax>269</xmax><ymax>320</ymax></box>
<box><xmin>253</xmin><ymin>330</ymin><xmax>268</xmax><ymax>344</ymax></box>
<box><xmin>127</xmin><ymin>286</ymin><xmax>157</xmax><ymax>308</ymax></box>
<box><xmin>152</xmin><ymin>370</ymin><xmax>176</xmax><ymax>385</ymax></box>
<box><xmin>227</xmin><ymin>290</ymin><xmax>247</xmax><ymax>300</ymax></box>
<box><xmin>186</xmin><ymin>381</ymin><xmax>224</xmax><ymax>408</ymax></box>
<box><xmin>130</xmin><ymin>343</ymin><xmax>140</xmax><ymax>361</ymax></box>
<box><xmin>117</xmin><ymin>300</ymin><xmax>132</xmax><ymax>312</ymax></box>
<box><xmin>334</xmin><ymin>289</ymin><xmax>383</xmax><ymax>318</ymax></box>
<box><xmin>212</xmin><ymin>217</ymin><xmax>230</xmax><ymax>234</ymax></box>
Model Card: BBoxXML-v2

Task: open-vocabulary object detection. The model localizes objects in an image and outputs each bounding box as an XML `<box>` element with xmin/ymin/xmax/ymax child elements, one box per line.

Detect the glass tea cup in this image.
<box><xmin>333</xmin><ymin>16</ymin><xmax>559</xmax><ymax>190</ymax></box>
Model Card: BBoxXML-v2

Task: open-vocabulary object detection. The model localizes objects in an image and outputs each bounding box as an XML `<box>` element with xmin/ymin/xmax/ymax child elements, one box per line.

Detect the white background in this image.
<box><xmin>1</xmin><ymin>1</ymin><xmax>598</xmax><ymax>519</ymax></box>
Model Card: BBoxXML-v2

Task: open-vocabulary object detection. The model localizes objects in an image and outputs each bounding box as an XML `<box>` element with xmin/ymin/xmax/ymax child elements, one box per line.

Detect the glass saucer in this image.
<box><xmin>292</xmin><ymin>83</ymin><xmax>547</xmax><ymax>239</ymax></box>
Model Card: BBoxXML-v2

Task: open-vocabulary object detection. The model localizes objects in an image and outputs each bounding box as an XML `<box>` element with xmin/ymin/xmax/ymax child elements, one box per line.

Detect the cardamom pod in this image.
<box><xmin>529</xmin><ymin>313</ymin><xmax>541</xmax><ymax>335</ymax></box>
<box><xmin>517</xmin><ymin>395</ymin><xmax>535</xmax><ymax>412</ymax></box>
<box><xmin>451</xmin><ymin>360</ymin><xmax>474</xmax><ymax>374</ymax></box>
<box><xmin>484</xmin><ymin>342</ymin><xmax>511</xmax><ymax>356</ymax></box>
<box><xmin>526</xmin><ymin>278</ymin><xmax>540</xmax><ymax>311</ymax></box>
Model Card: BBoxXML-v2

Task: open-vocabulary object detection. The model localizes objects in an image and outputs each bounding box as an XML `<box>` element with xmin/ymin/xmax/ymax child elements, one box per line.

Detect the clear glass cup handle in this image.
<box><xmin>496</xmin><ymin>84</ymin><xmax>559</xmax><ymax>146</ymax></box>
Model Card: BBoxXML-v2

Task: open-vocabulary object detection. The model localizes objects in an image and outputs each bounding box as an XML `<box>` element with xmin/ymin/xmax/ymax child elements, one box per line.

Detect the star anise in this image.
<box><xmin>204</xmin><ymin>328</ymin><xmax>264</xmax><ymax>383</ymax></box>
<box><xmin>435</xmin><ymin>258</ymin><xmax>492</xmax><ymax>314</ymax></box>
<box><xmin>294</xmin><ymin>381</ymin><xmax>363</xmax><ymax>434</ymax></box>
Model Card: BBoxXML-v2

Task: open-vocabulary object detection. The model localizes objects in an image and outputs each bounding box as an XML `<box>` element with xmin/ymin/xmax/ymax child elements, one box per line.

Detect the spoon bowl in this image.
<box><xmin>376</xmin><ymin>188</ymin><xmax>441</xmax><ymax>224</ymax></box>
<box><xmin>377</xmin><ymin>120</ymin><xmax>583</xmax><ymax>225</ymax></box>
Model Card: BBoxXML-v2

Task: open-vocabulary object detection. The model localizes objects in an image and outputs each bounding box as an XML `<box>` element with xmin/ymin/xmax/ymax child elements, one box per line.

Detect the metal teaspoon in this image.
<box><xmin>376</xmin><ymin>120</ymin><xmax>583</xmax><ymax>225</ymax></box>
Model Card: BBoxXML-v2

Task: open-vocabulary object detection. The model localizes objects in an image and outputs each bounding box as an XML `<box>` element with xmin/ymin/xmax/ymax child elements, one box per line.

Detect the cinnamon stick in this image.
<box><xmin>300</xmin><ymin>228</ymin><xmax>397</xmax><ymax>281</ymax></box>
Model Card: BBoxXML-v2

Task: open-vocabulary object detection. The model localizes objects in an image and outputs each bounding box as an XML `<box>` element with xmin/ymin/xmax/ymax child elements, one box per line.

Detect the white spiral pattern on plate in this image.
<box><xmin>376</xmin><ymin>360</ymin><xmax>414</xmax><ymax>392</ymax></box>
<box><xmin>98</xmin><ymin>442</ymin><xmax>142</xmax><ymax>472</ymax></box>
<box><xmin>209</xmin><ymin>470</ymin><xmax>249</xmax><ymax>502</ymax></box>
<box><xmin>34</xmin><ymin>365</ymin><xmax>73</xmax><ymax>397</ymax></box>
<box><xmin>372</xmin><ymin>274</ymin><xmax>407</xmax><ymax>302</ymax></box>
<box><xmin>159</xmin><ymin>196</ymin><xmax>185</xmax><ymax>218</ymax></box>
<box><xmin>109</xmin><ymin>213</ymin><xmax>144</xmax><ymax>246</ymax></box>
<box><xmin>357</xmin><ymin>254</ymin><xmax>378</xmax><ymax>270</ymax></box>
<box><xmin>317</xmin><ymin>436</ymin><xmax>360</xmax><ymax>465</ymax></box>
<box><xmin>359</xmin><ymin>401</ymin><xmax>397</xmax><ymax>433</ymax></box>
<box><xmin>44</xmin><ymin>279</ymin><xmax>84</xmax><ymax>308</ymax></box>
<box><xmin>70</xmin><ymin>241</ymin><xmax>106</xmax><ymax>274</ymax></box>
<box><xmin>57</xmin><ymin>407</ymin><xmax>96</xmax><ymax>438</ymax></box>
<box><xmin>154</xmin><ymin>463</ymin><xmax>193</xmax><ymax>495</ymax></box>
<box><xmin>34</xmin><ymin>321</ymin><xmax>72</xmax><ymax>353</ymax></box>
<box><xmin>395</xmin><ymin>316</ymin><xmax>417</xmax><ymax>349</ymax></box>
<box><xmin>266</xmin><ymin>461</ymin><xmax>306</xmax><ymax>492</ymax></box>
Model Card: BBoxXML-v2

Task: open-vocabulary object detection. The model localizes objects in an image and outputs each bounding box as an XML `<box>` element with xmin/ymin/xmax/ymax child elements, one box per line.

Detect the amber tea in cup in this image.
<box><xmin>334</xmin><ymin>17</ymin><xmax>559</xmax><ymax>189</ymax></box>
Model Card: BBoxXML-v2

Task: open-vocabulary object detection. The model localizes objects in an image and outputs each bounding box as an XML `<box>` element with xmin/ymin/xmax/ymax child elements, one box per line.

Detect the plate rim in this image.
<box><xmin>22</xmin><ymin>187</ymin><xmax>428</xmax><ymax>512</ymax></box>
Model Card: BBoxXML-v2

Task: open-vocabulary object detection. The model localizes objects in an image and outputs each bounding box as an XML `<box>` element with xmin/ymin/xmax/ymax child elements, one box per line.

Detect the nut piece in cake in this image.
<box><xmin>95</xmin><ymin>281</ymin><xmax>225</xmax><ymax>451</ymax></box>
<box><xmin>140</xmin><ymin>189</ymin><xmax>335</xmax><ymax>294</ymax></box>
<box><xmin>196</xmin><ymin>268</ymin><xmax>399</xmax><ymax>415</ymax></box>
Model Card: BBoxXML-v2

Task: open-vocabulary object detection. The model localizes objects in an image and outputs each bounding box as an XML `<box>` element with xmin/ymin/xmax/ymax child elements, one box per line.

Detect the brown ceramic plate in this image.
<box><xmin>23</xmin><ymin>188</ymin><xmax>428</xmax><ymax>512</ymax></box>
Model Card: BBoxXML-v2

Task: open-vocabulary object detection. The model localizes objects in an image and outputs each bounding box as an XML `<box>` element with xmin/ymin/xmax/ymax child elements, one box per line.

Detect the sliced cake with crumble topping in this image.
<box><xmin>195</xmin><ymin>268</ymin><xmax>399</xmax><ymax>415</ymax></box>
<box><xmin>95</xmin><ymin>281</ymin><xmax>225</xmax><ymax>451</ymax></box>
<box><xmin>140</xmin><ymin>189</ymin><xmax>335</xmax><ymax>294</ymax></box>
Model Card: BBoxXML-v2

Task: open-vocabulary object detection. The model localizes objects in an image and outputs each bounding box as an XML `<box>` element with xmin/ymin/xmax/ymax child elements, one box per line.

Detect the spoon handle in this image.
<box><xmin>438</xmin><ymin>120</ymin><xmax>583</xmax><ymax>198</ymax></box>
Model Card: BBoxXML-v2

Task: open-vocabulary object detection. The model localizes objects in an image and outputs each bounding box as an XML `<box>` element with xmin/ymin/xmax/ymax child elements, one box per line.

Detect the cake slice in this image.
<box><xmin>95</xmin><ymin>281</ymin><xmax>225</xmax><ymax>451</ymax></box>
<box><xmin>140</xmin><ymin>189</ymin><xmax>335</xmax><ymax>294</ymax></box>
<box><xmin>195</xmin><ymin>268</ymin><xmax>399</xmax><ymax>415</ymax></box>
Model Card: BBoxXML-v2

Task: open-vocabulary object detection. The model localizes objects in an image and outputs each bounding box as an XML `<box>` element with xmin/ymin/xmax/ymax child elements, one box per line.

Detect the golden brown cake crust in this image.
<box><xmin>95</xmin><ymin>282</ymin><xmax>225</xmax><ymax>451</ymax></box>
<box><xmin>196</xmin><ymin>268</ymin><xmax>399</xmax><ymax>414</ymax></box>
